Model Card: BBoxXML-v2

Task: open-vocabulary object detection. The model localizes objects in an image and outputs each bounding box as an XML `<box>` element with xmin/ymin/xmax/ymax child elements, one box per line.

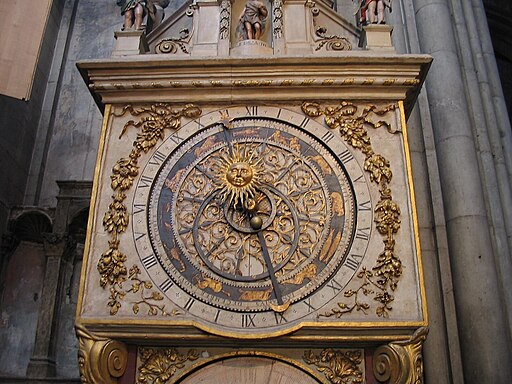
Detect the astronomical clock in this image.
<box><xmin>76</xmin><ymin>1</ymin><xmax>431</xmax><ymax>383</ymax></box>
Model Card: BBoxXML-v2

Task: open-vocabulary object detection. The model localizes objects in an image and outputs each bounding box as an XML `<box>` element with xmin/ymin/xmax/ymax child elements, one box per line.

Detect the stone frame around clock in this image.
<box><xmin>75</xmin><ymin>54</ymin><xmax>431</xmax><ymax>383</ymax></box>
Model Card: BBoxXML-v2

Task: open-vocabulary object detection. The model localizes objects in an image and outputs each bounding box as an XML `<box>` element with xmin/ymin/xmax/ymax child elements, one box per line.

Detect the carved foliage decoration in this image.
<box><xmin>273</xmin><ymin>0</ymin><xmax>284</xmax><ymax>39</ymax></box>
<box><xmin>137</xmin><ymin>347</ymin><xmax>200</xmax><ymax>383</ymax></box>
<box><xmin>76</xmin><ymin>324</ymin><xmax>128</xmax><ymax>384</ymax></box>
<box><xmin>302</xmin><ymin>101</ymin><xmax>401</xmax><ymax>318</ymax></box>
<box><xmin>303</xmin><ymin>349</ymin><xmax>363</xmax><ymax>384</ymax></box>
<box><xmin>373</xmin><ymin>327</ymin><xmax>428</xmax><ymax>384</ymax></box>
<box><xmin>98</xmin><ymin>103</ymin><xmax>202</xmax><ymax>315</ymax></box>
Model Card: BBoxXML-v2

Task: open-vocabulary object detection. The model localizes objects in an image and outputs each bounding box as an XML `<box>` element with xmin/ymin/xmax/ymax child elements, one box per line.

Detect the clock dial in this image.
<box><xmin>132</xmin><ymin>106</ymin><xmax>372</xmax><ymax>334</ymax></box>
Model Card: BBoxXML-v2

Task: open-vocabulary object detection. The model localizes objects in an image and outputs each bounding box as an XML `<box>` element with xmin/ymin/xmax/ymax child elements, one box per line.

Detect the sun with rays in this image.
<box><xmin>216</xmin><ymin>142</ymin><xmax>263</xmax><ymax>208</ymax></box>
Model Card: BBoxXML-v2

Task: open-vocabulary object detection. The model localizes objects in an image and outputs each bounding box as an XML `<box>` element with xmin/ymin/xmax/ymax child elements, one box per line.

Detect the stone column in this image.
<box><xmin>450</xmin><ymin>0</ymin><xmax>512</xmax><ymax>334</ymax></box>
<box><xmin>412</xmin><ymin>0</ymin><xmax>512</xmax><ymax>381</ymax></box>
<box><xmin>470</xmin><ymin>0</ymin><xmax>512</xmax><ymax>182</ymax></box>
<box><xmin>389</xmin><ymin>3</ymin><xmax>465</xmax><ymax>382</ymax></box>
<box><xmin>468</xmin><ymin>0</ymin><xmax>512</xmax><ymax>244</ymax></box>
<box><xmin>26</xmin><ymin>234</ymin><xmax>67</xmax><ymax>378</ymax></box>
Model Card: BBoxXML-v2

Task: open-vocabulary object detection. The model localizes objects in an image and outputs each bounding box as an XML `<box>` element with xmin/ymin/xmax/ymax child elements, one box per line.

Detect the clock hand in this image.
<box><xmin>219</xmin><ymin>111</ymin><xmax>235</xmax><ymax>156</ymax></box>
<box><xmin>256</xmin><ymin>230</ymin><xmax>286</xmax><ymax>309</ymax></box>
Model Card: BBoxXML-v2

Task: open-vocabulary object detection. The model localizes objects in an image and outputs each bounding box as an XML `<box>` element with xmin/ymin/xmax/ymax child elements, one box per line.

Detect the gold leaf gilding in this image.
<box><xmin>302</xmin><ymin>101</ymin><xmax>401</xmax><ymax>318</ymax></box>
<box><xmin>98</xmin><ymin>103</ymin><xmax>202</xmax><ymax>315</ymax></box>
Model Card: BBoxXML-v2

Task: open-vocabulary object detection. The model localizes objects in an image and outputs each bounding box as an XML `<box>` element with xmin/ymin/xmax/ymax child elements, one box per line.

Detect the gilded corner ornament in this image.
<box><xmin>301</xmin><ymin>101</ymin><xmax>402</xmax><ymax>318</ymax></box>
<box><xmin>98</xmin><ymin>103</ymin><xmax>202</xmax><ymax>315</ymax></box>
<box><xmin>76</xmin><ymin>324</ymin><xmax>128</xmax><ymax>384</ymax></box>
<box><xmin>303</xmin><ymin>349</ymin><xmax>364</xmax><ymax>384</ymax></box>
<box><xmin>137</xmin><ymin>347</ymin><xmax>200</xmax><ymax>383</ymax></box>
<box><xmin>373</xmin><ymin>327</ymin><xmax>428</xmax><ymax>384</ymax></box>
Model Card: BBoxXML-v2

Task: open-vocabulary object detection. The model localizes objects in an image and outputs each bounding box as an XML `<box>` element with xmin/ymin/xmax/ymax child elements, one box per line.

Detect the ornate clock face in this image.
<box><xmin>132</xmin><ymin>106</ymin><xmax>372</xmax><ymax>335</ymax></box>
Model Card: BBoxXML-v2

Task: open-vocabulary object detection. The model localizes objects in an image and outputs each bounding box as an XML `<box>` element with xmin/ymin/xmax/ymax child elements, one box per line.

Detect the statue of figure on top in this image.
<box><xmin>117</xmin><ymin>0</ymin><xmax>146</xmax><ymax>30</ymax></box>
<box><xmin>116</xmin><ymin>0</ymin><xmax>170</xmax><ymax>32</ymax></box>
<box><xmin>237</xmin><ymin>0</ymin><xmax>268</xmax><ymax>41</ymax></box>
<box><xmin>355</xmin><ymin>0</ymin><xmax>392</xmax><ymax>25</ymax></box>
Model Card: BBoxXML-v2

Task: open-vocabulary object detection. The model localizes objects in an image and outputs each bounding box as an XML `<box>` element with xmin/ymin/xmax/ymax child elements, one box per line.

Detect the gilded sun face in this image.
<box><xmin>217</xmin><ymin>144</ymin><xmax>262</xmax><ymax>206</ymax></box>
<box><xmin>226</xmin><ymin>162</ymin><xmax>253</xmax><ymax>187</ymax></box>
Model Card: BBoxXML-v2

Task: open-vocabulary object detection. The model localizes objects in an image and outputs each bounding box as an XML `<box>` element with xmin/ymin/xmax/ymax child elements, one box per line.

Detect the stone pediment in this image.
<box><xmin>144</xmin><ymin>0</ymin><xmax>360</xmax><ymax>56</ymax></box>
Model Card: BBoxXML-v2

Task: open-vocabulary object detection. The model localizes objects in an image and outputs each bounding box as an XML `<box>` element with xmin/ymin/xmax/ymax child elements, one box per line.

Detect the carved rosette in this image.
<box><xmin>98</xmin><ymin>103</ymin><xmax>202</xmax><ymax>315</ymax></box>
<box><xmin>302</xmin><ymin>101</ymin><xmax>401</xmax><ymax>318</ymax></box>
<box><xmin>373</xmin><ymin>327</ymin><xmax>428</xmax><ymax>384</ymax></box>
<box><xmin>303</xmin><ymin>349</ymin><xmax>364</xmax><ymax>384</ymax></box>
<box><xmin>76</xmin><ymin>324</ymin><xmax>128</xmax><ymax>384</ymax></box>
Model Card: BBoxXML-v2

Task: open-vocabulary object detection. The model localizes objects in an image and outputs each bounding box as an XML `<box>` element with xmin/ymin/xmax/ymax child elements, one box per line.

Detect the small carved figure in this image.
<box><xmin>237</xmin><ymin>0</ymin><xmax>268</xmax><ymax>40</ymax></box>
<box><xmin>355</xmin><ymin>0</ymin><xmax>392</xmax><ymax>25</ymax></box>
<box><xmin>116</xmin><ymin>0</ymin><xmax>170</xmax><ymax>32</ymax></box>
<box><xmin>116</xmin><ymin>0</ymin><xmax>147</xmax><ymax>30</ymax></box>
<box><xmin>146</xmin><ymin>0</ymin><xmax>171</xmax><ymax>33</ymax></box>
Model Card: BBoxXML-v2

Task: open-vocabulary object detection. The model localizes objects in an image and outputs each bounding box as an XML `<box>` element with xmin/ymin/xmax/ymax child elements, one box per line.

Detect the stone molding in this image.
<box><xmin>78</xmin><ymin>54</ymin><xmax>431</xmax><ymax>117</ymax></box>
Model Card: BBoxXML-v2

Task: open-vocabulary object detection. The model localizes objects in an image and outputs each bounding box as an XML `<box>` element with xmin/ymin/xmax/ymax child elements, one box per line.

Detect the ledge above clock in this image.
<box><xmin>77</xmin><ymin>54</ymin><xmax>431</xmax><ymax>119</ymax></box>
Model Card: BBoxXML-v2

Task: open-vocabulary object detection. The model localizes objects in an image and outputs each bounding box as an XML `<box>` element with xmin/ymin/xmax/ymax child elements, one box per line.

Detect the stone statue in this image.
<box><xmin>116</xmin><ymin>0</ymin><xmax>146</xmax><ymax>30</ymax></box>
<box><xmin>147</xmin><ymin>0</ymin><xmax>170</xmax><ymax>33</ymax></box>
<box><xmin>355</xmin><ymin>0</ymin><xmax>392</xmax><ymax>25</ymax></box>
<box><xmin>116</xmin><ymin>0</ymin><xmax>169</xmax><ymax>32</ymax></box>
<box><xmin>237</xmin><ymin>0</ymin><xmax>268</xmax><ymax>40</ymax></box>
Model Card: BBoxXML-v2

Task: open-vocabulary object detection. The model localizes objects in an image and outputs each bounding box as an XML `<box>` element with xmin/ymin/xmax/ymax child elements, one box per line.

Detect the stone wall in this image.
<box><xmin>0</xmin><ymin>0</ymin><xmax>65</xmax><ymax>241</ymax></box>
<box><xmin>0</xmin><ymin>242</ymin><xmax>46</xmax><ymax>375</ymax></box>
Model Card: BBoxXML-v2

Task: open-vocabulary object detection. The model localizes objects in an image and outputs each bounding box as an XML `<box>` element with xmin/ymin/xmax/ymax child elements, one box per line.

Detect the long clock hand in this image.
<box><xmin>256</xmin><ymin>230</ymin><xmax>289</xmax><ymax>312</ymax></box>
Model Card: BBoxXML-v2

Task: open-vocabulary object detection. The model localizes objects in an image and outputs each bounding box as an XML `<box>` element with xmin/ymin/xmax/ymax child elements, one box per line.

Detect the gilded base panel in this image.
<box><xmin>91</xmin><ymin>329</ymin><xmax>425</xmax><ymax>384</ymax></box>
<box><xmin>75</xmin><ymin>327</ymin><xmax>427</xmax><ymax>383</ymax></box>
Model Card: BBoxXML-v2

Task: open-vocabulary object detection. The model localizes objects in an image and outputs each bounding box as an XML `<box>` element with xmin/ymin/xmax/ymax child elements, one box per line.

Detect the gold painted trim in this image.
<box><xmin>76</xmin><ymin>104</ymin><xmax>112</xmax><ymax>319</ymax></box>
<box><xmin>174</xmin><ymin>351</ymin><xmax>326</xmax><ymax>384</ymax></box>
<box><xmin>77</xmin><ymin>316</ymin><xmax>427</xmax><ymax>341</ymax></box>
<box><xmin>399</xmin><ymin>101</ymin><xmax>429</xmax><ymax>323</ymax></box>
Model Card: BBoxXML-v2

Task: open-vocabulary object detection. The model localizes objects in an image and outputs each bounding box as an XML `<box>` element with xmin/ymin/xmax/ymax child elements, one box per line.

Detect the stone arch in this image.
<box><xmin>11</xmin><ymin>209</ymin><xmax>53</xmax><ymax>243</ymax></box>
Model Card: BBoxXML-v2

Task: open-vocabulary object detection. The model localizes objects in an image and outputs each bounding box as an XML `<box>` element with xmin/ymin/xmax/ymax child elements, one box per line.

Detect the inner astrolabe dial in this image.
<box><xmin>149</xmin><ymin>118</ymin><xmax>355</xmax><ymax>313</ymax></box>
<box><xmin>194</xmin><ymin>186</ymin><xmax>299</xmax><ymax>283</ymax></box>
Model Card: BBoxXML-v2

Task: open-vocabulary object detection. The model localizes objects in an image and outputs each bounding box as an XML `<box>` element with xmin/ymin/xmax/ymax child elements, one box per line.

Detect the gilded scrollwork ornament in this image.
<box><xmin>314</xmin><ymin>27</ymin><xmax>352</xmax><ymax>52</ymax></box>
<box><xmin>155</xmin><ymin>29</ymin><xmax>191</xmax><ymax>54</ymax></box>
<box><xmin>76</xmin><ymin>324</ymin><xmax>128</xmax><ymax>384</ymax></box>
<box><xmin>373</xmin><ymin>327</ymin><xmax>428</xmax><ymax>384</ymax></box>
<box><xmin>303</xmin><ymin>349</ymin><xmax>364</xmax><ymax>384</ymax></box>
<box><xmin>302</xmin><ymin>101</ymin><xmax>401</xmax><ymax>318</ymax></box>
<box><xmin>137</xmin><ymin>347</ymin><xmax>200</xmax><ymax>383</ymax></box>
<box><xmin>98</xmin><ymin>103</ymin><xmax>202</xmax><ymax>315</ymax></box>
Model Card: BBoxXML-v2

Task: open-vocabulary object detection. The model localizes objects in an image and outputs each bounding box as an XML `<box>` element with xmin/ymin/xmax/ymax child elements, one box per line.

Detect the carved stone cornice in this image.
<box><xmin>77</xmin><ymin>55</ymin><xmax>431</xmax><ymax>118</ymax></box>
<box><xmin>373</xmin><ymin>327</ymin><xmax>428</xmax><ymax>384</ymax></box>
<box><xmin>76</xmin><ymin>324</ymin><xmax>128</xmax><ymax>384</ymax></box>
